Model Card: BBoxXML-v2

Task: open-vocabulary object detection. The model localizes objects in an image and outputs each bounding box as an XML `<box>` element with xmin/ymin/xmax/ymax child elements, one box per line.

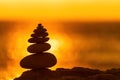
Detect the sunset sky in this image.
<box><xmin>0</xmin><ymin>0</ymin><xmax>120</xmax><ymax>21</ymax></box>
<box><xmin>0</xmin><ymin>0</ymin><xmax>120</xmax><ymax>80</ymax></box>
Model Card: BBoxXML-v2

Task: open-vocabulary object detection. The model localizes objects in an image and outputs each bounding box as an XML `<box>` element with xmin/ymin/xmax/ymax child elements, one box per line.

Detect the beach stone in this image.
<box><xmin>28</xmin><ymin>37</ymin><xmax>49</xmax><ymax>43</ymax></box>
<box><xmin>31</xmin><ymin>32</ymin><xmax>48</xmax><ymax>38</ymax></box>
<box><xmin>27</xmin><ymin>43</ymin><xmax>51</xmax><ymax>53</ymax></box>
<box><xmin>20</xmin><ymin>53</ymin><xmax>57</xmax><ymax>69</ymax></box>
<box><xmin>37</xmin><ymin>24</ymin><xmax>44</xmax><ymax>29</ymax></box>
<box><xmin>34</xmin><ymin>28</ymin><xmax>47</xmax><ymax>34</ymax></box>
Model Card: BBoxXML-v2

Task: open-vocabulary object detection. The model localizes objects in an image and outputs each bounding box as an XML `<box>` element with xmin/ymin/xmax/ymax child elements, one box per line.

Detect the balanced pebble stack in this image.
<box><xmin>20</xmin><ymin>24</ymin><xmax>57</xmax><ymax>69</ymax></box>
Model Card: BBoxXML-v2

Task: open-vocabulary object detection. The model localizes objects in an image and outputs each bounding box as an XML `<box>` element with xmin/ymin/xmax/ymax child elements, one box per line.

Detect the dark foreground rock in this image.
<box><xmin>14</xmin><ymin>67</ymin><xmax>120</xmax><ymax>80</ymax></box>
<box><xmin>85</xmin><ymin>74</ymin><xmax>118</xmax><ymax>80</ymax></box>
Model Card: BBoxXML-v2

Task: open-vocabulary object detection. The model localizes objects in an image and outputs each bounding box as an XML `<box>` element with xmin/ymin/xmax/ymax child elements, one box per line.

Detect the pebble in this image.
<box><xmin>31</xmin><ymin>32</ymin><xmax>48</xmax><ymax>38</ymax></box>
<box><xmin>28</xmin><ymin>37</ymin><xmax>49</xmax><ymax>43</ymax></box>
<box><xmin>33</xmin><ymin>28</ymin><xmax>47</xmax><ymax>34</ymax></box>
<box><xmin>37</xmin><ymin>24</ymin><xmax>44</xmax><ymax>29</ymax></box>
<box><xmin>20</xmin><ymin>53</ymin><xmax>57</xmax><ymax>69</ymax></box>
<box><xmin>27</xmin><ymin>43</ymin><xmax>51</xmax><ymax>53</ymax></box>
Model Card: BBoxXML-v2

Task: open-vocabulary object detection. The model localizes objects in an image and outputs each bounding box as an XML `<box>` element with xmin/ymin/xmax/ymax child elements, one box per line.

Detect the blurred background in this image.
<box><xmin>0</xmin><ymin>0</ymin><xmax>120</xmax><ymax>80</ymax></box>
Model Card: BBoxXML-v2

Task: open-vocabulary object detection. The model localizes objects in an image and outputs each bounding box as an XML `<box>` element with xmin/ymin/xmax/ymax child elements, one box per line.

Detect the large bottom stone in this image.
<box><xmin>20</xmin><ymin>53</ymin><xmax>57</xmax><ymax>69</ymax></box>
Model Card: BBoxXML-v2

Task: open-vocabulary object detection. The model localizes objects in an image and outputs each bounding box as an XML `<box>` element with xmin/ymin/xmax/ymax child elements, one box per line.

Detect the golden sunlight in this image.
<box><xmin>48</xmin><ymin>35</ymin><xmax>70</xmax><ymax>59</ymax></box>
<box><xmin>48</xmin><ymin>39</ymin><xmax>60</xmax><ymax>52</ymax></box>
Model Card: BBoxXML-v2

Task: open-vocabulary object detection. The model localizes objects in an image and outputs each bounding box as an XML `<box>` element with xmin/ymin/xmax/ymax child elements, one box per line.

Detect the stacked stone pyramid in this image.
<box><xmin>20</xmin><ymin>24</ymin><xmax>57</xmax><ymax>69</ymax></box>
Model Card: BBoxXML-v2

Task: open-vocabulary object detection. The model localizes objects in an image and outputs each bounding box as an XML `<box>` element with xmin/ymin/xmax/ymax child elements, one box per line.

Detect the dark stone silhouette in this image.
<box><xmin>27</xmin><ymin>43</ymin><xmax>51</xmax><ymax>53</ymax></box>
<box><xmin>28</xmin><ymin>37</ymin><xmax>49</xmax><ymax>43</ymax></box>
<box><xmin>15</xmin><ymin>66</ymin><xmax>120</xmax><ymax>80</ymax></box>
<box><xmin>20</xmin><ymin>24</ymin><xmax>57</xmax><ymax>69</ymax></box>
<box><xmin>105</xmin><ymin>68</ymin><xmax>120</xmax><ymax>78</ymax></box>
<box><xmin>20</xmin><ymin>53</ymin><xmax>57</xmax><ymax>69</ymax></box>
<box><xmin>85</xmin><ymin>74</ymin><xmax>118</xmax><ymax>80</ymax></box>
<box><xmin>14</xmin><ymin>24</ymin><xmax>57</xmax><ymax>80</ymax></box>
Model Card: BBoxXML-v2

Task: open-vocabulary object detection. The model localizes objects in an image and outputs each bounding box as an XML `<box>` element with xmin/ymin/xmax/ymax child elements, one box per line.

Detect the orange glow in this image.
<box><xmin>48</xmin><ymin>34</ymin><xmax>73</xmax><ymax>69</ymax></box>
<box><xmin>0</xmin><ymin>24</ymin><xmax>35</xmax><ymax>80</ymax></box>
<box><xmin>5</xmin><ymin>26</ymin><xmax>30</xmax><ymax>80</ymax></box>
<box><xmin>0</xmin><ymin>0</ymin><xmax>120</xmax><ymax>21</ymax></box>
<box><xmin>48</xmin><ymin>38</ymin><xmax>60</xmax><ymax>52</ymax></box>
